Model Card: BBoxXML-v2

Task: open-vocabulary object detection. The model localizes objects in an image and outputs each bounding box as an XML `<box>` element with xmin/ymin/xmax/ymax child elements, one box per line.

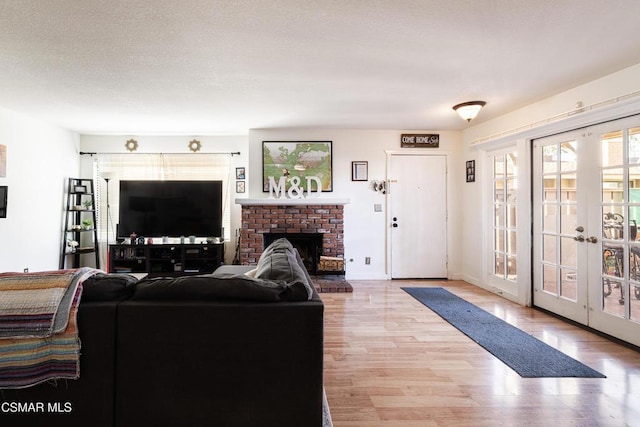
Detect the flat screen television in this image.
<box><xmin>117</xmin><ymin>180</ymin><xmax>223</xmax><ymax>239</ymax></box>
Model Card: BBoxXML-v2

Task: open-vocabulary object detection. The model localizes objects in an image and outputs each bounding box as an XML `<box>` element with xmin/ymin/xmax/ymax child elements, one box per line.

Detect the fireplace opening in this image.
<box><xmin>264</xmin><ymin>233</ymin><xmax>322</xmax><ymax>274</ymax></box>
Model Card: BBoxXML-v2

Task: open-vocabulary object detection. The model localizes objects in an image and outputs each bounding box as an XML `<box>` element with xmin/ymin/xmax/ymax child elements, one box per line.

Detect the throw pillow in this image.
<box><xmin>81</xmin><ymin>273</ymin><xmax>139</xmax><ymax>301</ymax></box>
<box><xmin>255</xmin><ymin>238</ymin><xmax>313</xmax><ymax>300</ymax></box>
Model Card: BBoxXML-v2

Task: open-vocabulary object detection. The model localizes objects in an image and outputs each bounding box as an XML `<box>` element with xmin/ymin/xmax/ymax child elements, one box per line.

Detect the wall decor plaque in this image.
<box><xmin>400</xmin><ymin>134</ymin><xmax>439</xmax><ymax>148</ymax></box>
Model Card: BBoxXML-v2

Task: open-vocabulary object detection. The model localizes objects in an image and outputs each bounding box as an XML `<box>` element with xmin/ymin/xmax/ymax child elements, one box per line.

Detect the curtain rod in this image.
<box><xmin>80</xmin><ymin>151</ymin><xmax>241</xmax><ymax>156</ymax></box>
<box><xmin>471</xmin><ymin>89</ymin><xmax>640</xmax><ymax>146</ymax></box>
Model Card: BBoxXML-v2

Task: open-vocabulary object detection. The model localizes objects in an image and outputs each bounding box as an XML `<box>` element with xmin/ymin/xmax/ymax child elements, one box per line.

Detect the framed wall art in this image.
<box><xmin>466</xmin><ymin>160</ymin><xmax>475</xmax><ymax>183</ymax></box>
<box><xmin>236</xmin><ymin>180</ymin><xmax>246</xmax><ymax>193</ymax></box>
<box><xmin>0</xmin><ymin>145</ymin><xmax>6</xmax><ymax>177</ymax></box>
<box><xmin>262</xmin><ymin>141</ymin><xmax>333</xmax><ymax>192</ymax></box>
<box><xmin>236</xmin><ymin>167</ymin><xmax>245</xmax><ymax>180</ymax></box>
<box><xmin>351</xmin><ymin>161</ymin><xmax>368</xmax><ymax>181</ymax></box>
<box><xmin>0</xmin><ymin>186</ymin><xmax>7</xmax><ymax>218</ymax></box>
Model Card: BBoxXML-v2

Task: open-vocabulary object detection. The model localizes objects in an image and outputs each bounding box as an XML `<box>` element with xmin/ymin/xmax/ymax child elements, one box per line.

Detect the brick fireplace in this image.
<box><xmin>237</xmin><ymin>199</ymin><xmax>348</xmax><ymax>273</ymax></box>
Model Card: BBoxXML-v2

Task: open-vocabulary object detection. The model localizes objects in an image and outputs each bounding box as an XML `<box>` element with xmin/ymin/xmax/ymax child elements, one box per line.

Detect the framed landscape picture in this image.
<box><xmin>262</xmin><ymin>141</ymin><xmax>333</xmax><ymax>192</ymax></box>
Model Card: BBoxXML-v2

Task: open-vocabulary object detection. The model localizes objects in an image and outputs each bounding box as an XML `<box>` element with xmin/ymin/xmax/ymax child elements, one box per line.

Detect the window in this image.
<box><xmin>492</xmin><ymin>151</ymin><xmax>517</xmax><ymax>281</ymax></box>
<box><xmin>93</xmin><ymin>153</ymin><xmax>233</xmax><ymax>244</ymax></box>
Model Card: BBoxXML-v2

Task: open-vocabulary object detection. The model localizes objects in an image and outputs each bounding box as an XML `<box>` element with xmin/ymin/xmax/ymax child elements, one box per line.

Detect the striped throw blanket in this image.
<box><xmin>0</xmin><ymin>268</ymin><xmax>98</xmax><ymax>389</ymax></box>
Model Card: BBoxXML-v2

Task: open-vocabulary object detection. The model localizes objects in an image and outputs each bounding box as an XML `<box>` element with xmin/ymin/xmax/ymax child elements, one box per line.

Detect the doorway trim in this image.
<box><xmin>384</xmin><ymin>149</ymin><xmax>454</xmax><ymax>279</ymax></box>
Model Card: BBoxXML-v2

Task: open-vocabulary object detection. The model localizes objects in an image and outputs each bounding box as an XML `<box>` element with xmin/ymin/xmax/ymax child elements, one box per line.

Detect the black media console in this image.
<box><xmin>109</xmin><ymin>243</ymin><xmax>224</xmax><ymax>277</ymax></box>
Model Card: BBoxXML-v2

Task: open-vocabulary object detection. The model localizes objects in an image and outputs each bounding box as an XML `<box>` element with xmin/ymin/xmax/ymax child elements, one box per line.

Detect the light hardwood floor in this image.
<box><xmin>322</xmin><ymin>280</ymin><xmax>640</xmax><ymax>426</ymax></box>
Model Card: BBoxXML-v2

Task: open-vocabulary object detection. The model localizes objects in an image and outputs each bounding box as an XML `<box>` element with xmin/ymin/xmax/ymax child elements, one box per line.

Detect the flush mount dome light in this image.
<box><xmin>453</xmin><ymin>101</ymin><xmax>486</xmax><ymax>122</ymax></box>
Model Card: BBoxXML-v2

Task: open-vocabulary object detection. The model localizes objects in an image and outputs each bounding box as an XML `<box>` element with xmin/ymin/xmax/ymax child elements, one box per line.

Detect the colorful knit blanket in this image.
<box><xmin>0</xmin><ymin>268</ymin><xmax>98</xmax><ymax>389</ymax></box>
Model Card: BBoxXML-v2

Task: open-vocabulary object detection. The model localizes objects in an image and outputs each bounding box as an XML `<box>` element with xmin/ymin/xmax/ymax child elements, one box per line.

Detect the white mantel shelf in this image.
<box><xmin>235</xmin><ymin>198</ymin><xmax>350</xmax><ymax>206</ymax></box>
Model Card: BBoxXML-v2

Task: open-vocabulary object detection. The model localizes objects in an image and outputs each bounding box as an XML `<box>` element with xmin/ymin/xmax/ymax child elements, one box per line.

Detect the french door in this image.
<box><xmin>533</xmin><ymin>115</ymin><xmax>640</xmax><ymax>346</ymax></box>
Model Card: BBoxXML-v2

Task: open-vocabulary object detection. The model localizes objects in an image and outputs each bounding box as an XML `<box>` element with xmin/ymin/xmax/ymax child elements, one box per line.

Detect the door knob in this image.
<box><xmin>392</xmin><ymin>223</ymin><xmax>398</xmax><ymax>228</ymax></box>
<box><xmin>573</xmin><ymin>235</ymin><xmax>585</xmax><ymax>242</ymax></box>
<box><xmin>586</xmin><ymin>236</ymin><xmax>598</xmax><ymax>243</ymax></box>
<box><xmin>575</xmin><ymin>226</ymin><xmax>584</xmax><ymax>232</ymax></box>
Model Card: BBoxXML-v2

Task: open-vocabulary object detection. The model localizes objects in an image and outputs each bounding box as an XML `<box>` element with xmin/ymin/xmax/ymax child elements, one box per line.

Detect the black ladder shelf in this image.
<box><xmin>59</xmin><ymin>178</ymin><xmax>100</xmax><ymax>269</ymax></box>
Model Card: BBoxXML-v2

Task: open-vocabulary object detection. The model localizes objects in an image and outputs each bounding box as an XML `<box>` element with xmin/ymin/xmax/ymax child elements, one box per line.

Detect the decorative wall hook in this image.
<box><xmin>125</xmin><ymin>139</ymin><xmax>138</xmax><ymax>152</ymax></box>
<box><xmin>188</xmin><ymin>139</ymin><xmax>202</xmax><ymax>152</ymax></box>
<box><xmin>370</xmin><ymin>180</ymin><xmax>386</xmax><ymax>194</ymax></box>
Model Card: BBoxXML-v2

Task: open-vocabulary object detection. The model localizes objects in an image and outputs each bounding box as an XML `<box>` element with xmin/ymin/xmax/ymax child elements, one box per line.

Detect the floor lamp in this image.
<box><xmin>100</xmin><ymin>172</ymin><xmax>115</xmax><ymax>272</ymax></box>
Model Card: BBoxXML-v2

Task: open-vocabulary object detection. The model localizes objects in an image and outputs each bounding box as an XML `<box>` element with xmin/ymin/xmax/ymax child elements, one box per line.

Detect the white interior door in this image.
<box><xmin>389</xmin><ymin>154</ymin><xmax>447</xmax><ymax>278</ymax></box>
<box><xmin>533</xmin><ymin>115</ymin><xmax>640</xmax><ymax>347</ymax></box>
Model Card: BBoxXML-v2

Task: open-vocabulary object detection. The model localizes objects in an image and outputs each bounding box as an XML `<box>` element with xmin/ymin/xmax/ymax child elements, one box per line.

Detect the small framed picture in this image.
<box><xmin>466</xmin><ymin>160</ymin><xmax>476</xmax><ymax>183</ymax></box>
<box><xmin>0</xmin><ymin>186</ymin><xmax>7</xmax><ymax>218</ymax></box>
<box><xmin>352</xmin><ymin>161</ymin><xmax>368</xmax><ymax>181</ymax></box>
<box><xmin>74</xmin><ymin>185</ymin><xmax>87</xmax><ymax>193</ymax></box>
<box><xmin>236</xmin><ymin>180</ymin><xmax>246</xmax><ymax>193</ymax></box>
<box><xmin>0</xmin><ymin>144</ymin><xmax>6</xmax><ymax>177</ymax></box>
<box><xmin>236</xmin><ymin>167</ymin><xmax>246</xmax><ymax>180</ymax></box>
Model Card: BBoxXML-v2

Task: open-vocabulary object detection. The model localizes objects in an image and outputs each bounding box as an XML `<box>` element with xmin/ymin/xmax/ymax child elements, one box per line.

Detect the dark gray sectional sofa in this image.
<box><xmin>0</xmin><ymin>238</ymin><xmax>324</xmax><ymax>427</ymax></box>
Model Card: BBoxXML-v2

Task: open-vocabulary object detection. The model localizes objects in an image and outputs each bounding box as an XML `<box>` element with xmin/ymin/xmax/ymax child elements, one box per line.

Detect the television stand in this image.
<box><xmin>109</xmin><ymin>243</ymin><xmax>224</xmax><ymax>277</ymax></box>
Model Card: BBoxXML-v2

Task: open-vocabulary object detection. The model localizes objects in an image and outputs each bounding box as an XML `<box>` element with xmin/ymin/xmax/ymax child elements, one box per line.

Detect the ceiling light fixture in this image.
<box><xmin>453</xmin><ymin>101</ymin><xmax>486</xmax><ymax>122</ymax></box>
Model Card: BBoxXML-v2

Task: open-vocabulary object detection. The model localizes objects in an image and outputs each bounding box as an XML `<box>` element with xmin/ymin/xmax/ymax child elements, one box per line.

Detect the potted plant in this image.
<box><xmin>82</xmin><ymin>219</ymin><xmax>93</xmax><ymax>230</ymax></box>
<box><xmin>82</xmin><ymin>200</ymin><xmax>93</xmax><ymax>210</ymax></box>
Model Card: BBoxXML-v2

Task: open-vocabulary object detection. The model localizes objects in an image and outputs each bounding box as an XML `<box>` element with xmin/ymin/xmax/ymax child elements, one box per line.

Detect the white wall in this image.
<box><xmin>248</xmin><ymin>129</ymin><xmax>463</xmax><ymax>280</ymax></box>
<box><xmin>460</xmin><ymin>62</ymin><xmax>640</xmax><ymax>301</ymax></box>
<box><xmin>0</xmin><ymin>107</ymin><xmax>80</xmax><ymax>272</ymax></box>
<box><xmin>80</xmin><ymin>130</ymin><xmax>464</xmax><ymax>280</ymax></box>
<box><xmin>79</xmin><ymin>134</ymin><xmax>249</xmax><ymax>265</ymax></box>
<box><xmin>465</xmin><ymin>63</ymin><xmax>640</xmax><ymax>145</ymax></box>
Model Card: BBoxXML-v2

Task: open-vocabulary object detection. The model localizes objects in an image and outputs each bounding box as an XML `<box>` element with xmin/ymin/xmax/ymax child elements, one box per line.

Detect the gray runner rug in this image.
<box><xmin>403</xmin><ymin>287</ymin><xmax>605</xmax><ymax>378</ymax></box>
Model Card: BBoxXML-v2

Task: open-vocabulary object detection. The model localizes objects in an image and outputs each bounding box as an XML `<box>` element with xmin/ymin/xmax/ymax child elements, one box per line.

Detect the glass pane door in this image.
<box><xmin>593</xmin><ymin>124</ymin><xmax>640</xmax><ymax>337</ymax></box>
<box><xmin>492</xmin><ymin>152</ymin><xmax>517</xmax><ymax>282</ymax></box>
<box><xmin>533</xmin><ymin>132</ymin><xmax>588</xmax><ymax>324</ymax></box>
<box><xmin>534</xmin><ymin>115</ymin><xmax>640</xmax><ymax>347</ymax></box>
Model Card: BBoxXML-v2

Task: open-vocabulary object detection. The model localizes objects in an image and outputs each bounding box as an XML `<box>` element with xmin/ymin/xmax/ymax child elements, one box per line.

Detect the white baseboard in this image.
<box><xmin>345</xmin><ymin>273</ymin><xmax>391</xmax><ymax>281</ymax></box>
<box><xmin>462</xmin><ymin>274</ymin><xmax>520</xmax><ymax>304</ymax></box>
<box><xmin>460</xmin><ymin>274</ymin><xmax>481</xmax><ymax>286</ymax></box>
<box><xmin>346</xmin><ymin>272</ymin><xmax>469</xmax><ymax>281</ymax></box>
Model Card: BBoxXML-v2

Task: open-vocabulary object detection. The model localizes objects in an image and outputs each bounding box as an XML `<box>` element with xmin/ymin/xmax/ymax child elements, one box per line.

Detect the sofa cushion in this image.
<box><xmin>255</xmin><ymin>238</ymin><xmax>314</xmax><ymax>300</ymax></box>
<box><xmin>211</xmin><ymin>265</ymin><xmax>255</xmax><ymax>276</ymax></box>
<box><xmin>81</xmin><ymin>273</ymin><xmax>139</xmax><ymax>301</ymax></box>
<box><xmin>131</xmin><ymin>273</ymin><xmax>310</xmax><ymax>302</ymax></box>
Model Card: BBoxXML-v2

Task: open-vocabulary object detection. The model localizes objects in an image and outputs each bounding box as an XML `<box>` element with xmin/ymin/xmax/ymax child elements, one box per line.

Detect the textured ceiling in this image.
<box><xmin>1</xmin><ymin>0</ymin><xmax>640</xmax><ymax>134</ymax></box>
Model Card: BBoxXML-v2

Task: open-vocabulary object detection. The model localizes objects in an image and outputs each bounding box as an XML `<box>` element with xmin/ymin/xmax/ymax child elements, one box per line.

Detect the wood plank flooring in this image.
<box><xmin>322</xmin><ymin>280</ymin><xmax>640</xmax><ymax>426</ymax></box>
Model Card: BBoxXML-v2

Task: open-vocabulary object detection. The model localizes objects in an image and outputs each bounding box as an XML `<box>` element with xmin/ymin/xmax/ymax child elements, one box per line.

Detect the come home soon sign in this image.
<box><xmin>401</xmin><ymin>133</ymin><xmax>439</xmax><ymax>148</ymax></box>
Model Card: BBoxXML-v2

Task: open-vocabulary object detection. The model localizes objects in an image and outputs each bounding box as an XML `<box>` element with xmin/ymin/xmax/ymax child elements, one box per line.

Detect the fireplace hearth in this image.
<box><xmin>237</xmin><ymin>199</ymin><xmax>348</xmax><ymax>275</ymax></box>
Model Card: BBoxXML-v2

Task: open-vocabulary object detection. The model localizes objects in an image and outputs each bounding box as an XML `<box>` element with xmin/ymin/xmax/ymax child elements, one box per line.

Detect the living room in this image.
<box><xmin>2</xmin><ymin>1</ymin><xmax>640</xmax><ymax>425</ymax></box>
